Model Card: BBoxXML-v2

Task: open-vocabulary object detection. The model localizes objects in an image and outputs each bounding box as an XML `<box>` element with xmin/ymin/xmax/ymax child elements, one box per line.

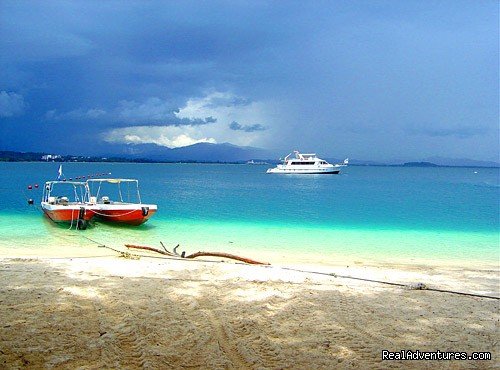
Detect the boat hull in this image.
<box><xmin>266</xmin><ymin>168</ymin><xmax>340</xmax><ymax>174</ymax></box>
<box><xmin>41</xmin><ymin>203</ymin><xmax>96</xmax><ymax>223</ymax></box>
<box><xmin>93</xmin><ymin>204</ymin><xmax>157</xmax><ymax>225</ymax></box>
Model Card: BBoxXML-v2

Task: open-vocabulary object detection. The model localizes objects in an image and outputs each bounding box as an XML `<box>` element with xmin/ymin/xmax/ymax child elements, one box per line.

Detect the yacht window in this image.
<box><xmin>290</xmin><ymin>161</ymin><xmax>315</xmax><ymax>165</ymax></box>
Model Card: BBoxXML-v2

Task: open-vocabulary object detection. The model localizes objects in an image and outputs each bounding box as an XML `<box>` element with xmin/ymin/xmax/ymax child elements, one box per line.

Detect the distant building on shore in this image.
<box><xmin>41</xmin><ymin>154</ymin><xmax>62</xmax><ymax>161</ymax></box>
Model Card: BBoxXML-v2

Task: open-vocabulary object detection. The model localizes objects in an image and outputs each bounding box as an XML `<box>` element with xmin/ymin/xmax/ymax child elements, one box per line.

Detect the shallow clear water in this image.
<box><xmin>0</xmin><ymin>162</ymin><xmax>498</xmax><ymax>265</ymax></box>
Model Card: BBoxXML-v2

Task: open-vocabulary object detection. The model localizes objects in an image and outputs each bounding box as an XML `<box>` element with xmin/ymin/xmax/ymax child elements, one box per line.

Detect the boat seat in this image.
<box><xmin>57</xmin><ymin>196</ymin><xmax>69</xmax><ymax>205</ymax></box>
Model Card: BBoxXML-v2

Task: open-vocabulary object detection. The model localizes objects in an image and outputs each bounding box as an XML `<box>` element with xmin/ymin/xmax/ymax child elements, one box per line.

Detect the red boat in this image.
<box><xmin>86</xmin><ymin>179</ymin><xmax>157</xmax><ymax>225</ymax></box>
<box><xmin>41</xmin><ymin>181</ymin><xmax>96</xmax><ymax>229</ymax></box>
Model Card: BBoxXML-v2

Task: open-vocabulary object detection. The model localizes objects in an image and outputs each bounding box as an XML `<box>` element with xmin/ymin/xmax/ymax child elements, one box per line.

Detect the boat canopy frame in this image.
<box><xmin>42</xmin><ymin>181</ymin><xmax>89</xmax><ymax>203</ymax></box>
<box><xmin>86</xmin><ymin>179</ymin><xmax>142</xmax><ymax>204</ymax></box>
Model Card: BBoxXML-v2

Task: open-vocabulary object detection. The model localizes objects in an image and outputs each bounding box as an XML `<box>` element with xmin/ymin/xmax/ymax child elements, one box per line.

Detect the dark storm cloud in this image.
<box><xmin>229</xmin><ymin>121</ymin><xmax>267</xmax><ymax>132</ymax></box>
<box><xmin>44</xmin><ymin>98</ymin><xmax>217</xmax><ymax>128</ymax></box>
<box><xmin>114</xmin><ymin>98</ymin><xmax>216</xmax><ymax>127</ymax></box>
<box><xmin>0</xmin><ymin>1</ymin><xmax>498</xmax><ymax>160</ymax></box>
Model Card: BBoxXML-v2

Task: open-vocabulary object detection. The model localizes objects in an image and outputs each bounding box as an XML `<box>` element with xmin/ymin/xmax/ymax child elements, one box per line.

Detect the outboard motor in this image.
<box><xmin>141</xmin><ymin>207</ymin><xmax>149</xmax><ymax>217</ymax></box>
<box><xmin>76</xmin><ymin>207</ymin><xmax>87</xmax><ymax>230</ymax></box>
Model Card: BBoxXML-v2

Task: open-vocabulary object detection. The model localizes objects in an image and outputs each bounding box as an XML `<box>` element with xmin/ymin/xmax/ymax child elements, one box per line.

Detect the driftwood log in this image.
<box><xmin>125</xmin><ymin>244</ymin><xmax>173</xmax><ymax>256</ymax></box>
<box><xmin>183</xmin><ymin>251</ymin><xmax>269</xmax><ymax>265</ymax></box>
<box><xmin>124</xmin><ymin>243</ymin><xmax>270</xmax><ymax>265</ymax></box>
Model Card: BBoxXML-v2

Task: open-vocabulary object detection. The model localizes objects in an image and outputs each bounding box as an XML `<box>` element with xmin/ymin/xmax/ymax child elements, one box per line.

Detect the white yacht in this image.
<box><xmin>266</xmin><ymin>151</ymin><xmax>348</xmax><ymax>174</ymax></box>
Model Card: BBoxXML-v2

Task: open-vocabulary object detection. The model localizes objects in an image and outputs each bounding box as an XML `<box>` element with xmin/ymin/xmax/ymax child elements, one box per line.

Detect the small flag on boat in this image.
<box><xmin>57</xmin><ymin>165</ymin><xmax>63</xmax><ymax>180</ymax></box>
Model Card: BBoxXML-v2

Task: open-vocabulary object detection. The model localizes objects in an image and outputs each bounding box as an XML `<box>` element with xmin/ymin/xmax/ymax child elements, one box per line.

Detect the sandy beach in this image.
<box><xmin>1</xmin><ymin>248</ymin><xmax>498</xmax><ymax>369</ymax></box>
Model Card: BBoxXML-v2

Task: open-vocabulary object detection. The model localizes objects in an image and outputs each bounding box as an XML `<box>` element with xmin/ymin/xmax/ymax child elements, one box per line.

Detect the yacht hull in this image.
<box><xmin>266</xmin><ymin>169</ymin><xmax>340</xmax><ymax>174</ymax></box>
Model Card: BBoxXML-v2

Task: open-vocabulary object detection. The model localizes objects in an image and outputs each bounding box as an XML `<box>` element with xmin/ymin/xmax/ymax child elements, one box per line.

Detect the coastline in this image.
<box><xmin>1</xmin><ymin>254</ymin><xmax>498</xmax><ymax>368</ymax></box>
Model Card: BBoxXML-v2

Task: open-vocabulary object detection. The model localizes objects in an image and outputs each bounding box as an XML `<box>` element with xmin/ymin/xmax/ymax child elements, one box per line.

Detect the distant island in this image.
<box><xmin>402</xmin><ymin>162</ymin><xmax>439</xmax><ymax>167</ymax></box>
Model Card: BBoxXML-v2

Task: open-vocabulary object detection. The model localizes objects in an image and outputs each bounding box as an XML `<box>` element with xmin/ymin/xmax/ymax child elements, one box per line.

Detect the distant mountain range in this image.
<box><xmin>0</xmin><ymin>143</ymin><xmax>273</xmax><ymax>163</ymax></box>
<box><xmin>0</xmin><ymin>143</ymin><xmax>498</xmax><ymax>167</ymax></box>
<box><xmin>102</xmin><ymin>142</ymin><xmax>272</xmax><ymax>162</ymax></box>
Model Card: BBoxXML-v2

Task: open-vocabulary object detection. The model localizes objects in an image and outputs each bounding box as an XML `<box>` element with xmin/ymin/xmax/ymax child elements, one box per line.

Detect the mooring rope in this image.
<box><xmin>279</xmin><ymin>266</ymin><xmax>500</xmax><ymax>300</ymax></box>
<box><xmin>90</xmin><ymin>209</ymin><xmax>138</xmax><ymax>218</ymax></box>
<box><xmin>74</xmin><ymin>234</ymin><xmax>107</xmax><ymax>246</ymax></box>
<box><xmin>68</xmin><ymin>209</ymin><xmax>75</xmax><ymax>230</ymax></box>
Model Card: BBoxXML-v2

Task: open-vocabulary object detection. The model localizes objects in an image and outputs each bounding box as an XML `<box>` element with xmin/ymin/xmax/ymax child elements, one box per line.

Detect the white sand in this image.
<box><xmin>0</xmin><ymin>251</ymin><xmax>498</xmax><ymax>369</ymax></box>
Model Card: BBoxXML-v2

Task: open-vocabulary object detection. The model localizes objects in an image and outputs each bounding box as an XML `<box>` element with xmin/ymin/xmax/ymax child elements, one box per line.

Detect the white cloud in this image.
<box><xmin>0</xmin><ymin>91</ymin><xmax>26</xmax><ymax>117</ymax></box>
<box><xmin>104</xmin><ymin>126</ymin><xmax>216</xmax><ymax>148</ymax></box>
<box><xmin>175</xmin><ymin>91</ymin><xmax>265</xmax><ymax>126</ymax></box>
<box><xmin>174</xmin><ymin>91</ymin><xmax>273</xmax><ymax>146</ymax></box>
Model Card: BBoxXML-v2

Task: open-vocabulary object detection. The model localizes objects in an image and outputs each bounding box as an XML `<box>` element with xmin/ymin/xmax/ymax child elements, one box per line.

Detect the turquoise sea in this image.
<box><xmin>0</xmin><ymin>162</ymin><xmax>498</xmax><ymax>266</ymax></box>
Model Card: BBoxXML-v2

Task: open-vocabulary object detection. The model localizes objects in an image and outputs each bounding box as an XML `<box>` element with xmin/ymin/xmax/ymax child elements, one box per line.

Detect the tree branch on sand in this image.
<box><xmin>124</xmin><ymin>243</ymin><xmax>270</xmax><ymax>265</ymax></box>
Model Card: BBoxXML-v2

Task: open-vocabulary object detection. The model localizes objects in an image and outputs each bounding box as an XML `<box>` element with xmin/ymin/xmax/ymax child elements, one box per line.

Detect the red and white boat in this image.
<box><xmin>86</xmin><ymin>179</ymin><xmax>157</xmax><ymax>226</ymax></box>
<box><xmin>41</xmin><ymin>181</ymin><xmax>96</xmax><ymax>229</ymax></box>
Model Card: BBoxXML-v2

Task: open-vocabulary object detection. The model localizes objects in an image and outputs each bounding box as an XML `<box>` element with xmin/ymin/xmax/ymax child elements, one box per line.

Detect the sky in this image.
<box><xmin>0</xmin><ymin>0</ymin><xmax>498</xmax><ymax>161</ymax></box>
